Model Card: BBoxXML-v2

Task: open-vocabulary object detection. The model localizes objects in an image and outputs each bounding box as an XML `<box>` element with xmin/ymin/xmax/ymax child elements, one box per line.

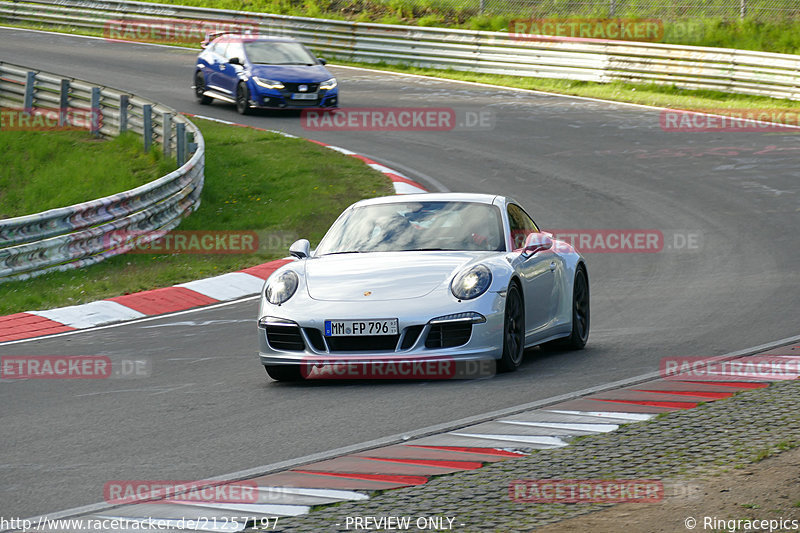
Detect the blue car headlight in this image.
<box><xmin>451</xmin><ymin>265</ymin><xmax>492</xmax><ymax>300</ymax></box>
<box><xmin>254</xmin><ymin>77</ymin><xmax>285</xmax><ymax>90</ymax></box>
<box><xmin>319</xmin><ymin>77</ymin><xmax>337</xmax><ymax>90</ymax></box>
<box><xmin>266</xmin><ymin>270</ymin><xmax>299</xmax><ymax>305</ymax></box>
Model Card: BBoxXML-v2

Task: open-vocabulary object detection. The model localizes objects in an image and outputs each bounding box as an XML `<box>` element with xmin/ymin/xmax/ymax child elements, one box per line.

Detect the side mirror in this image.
<box><xmin>318</xmin><ymin>58</ymin><xmax>327</xmax><ymax>65</ymax></box>
<box><xmin>228</xmin><ymin>57</ymin><xmax>242</xmax><ymax>65</ymax></box>
<box><xmin>522</xmin><ymin>232</ymin><xmax>553</xmax><ymax>257</ymax></box>
<box><xmin>289</xmin><ymin>239</ymin><xmax>311</xmax><ymax>259</ymax></box>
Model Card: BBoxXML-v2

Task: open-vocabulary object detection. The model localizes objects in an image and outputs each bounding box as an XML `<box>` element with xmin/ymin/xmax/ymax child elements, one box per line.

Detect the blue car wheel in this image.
<box><xmin>194</xmin><ymin>71</ymin><xmax>212</xmax><ymax>105</ymax></box>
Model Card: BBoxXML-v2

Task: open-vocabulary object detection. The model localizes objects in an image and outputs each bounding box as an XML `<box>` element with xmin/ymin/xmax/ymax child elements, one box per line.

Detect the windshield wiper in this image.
<box><xmin>321</xmin><ymin>250</ymin><xmax>365</xmax><ymax>256</ymax></box>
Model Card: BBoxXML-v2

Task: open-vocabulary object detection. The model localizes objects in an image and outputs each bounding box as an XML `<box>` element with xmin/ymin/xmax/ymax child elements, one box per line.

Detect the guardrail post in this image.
<box><xmin>59</xmin><ymin>79</ymin><xmax>70</xmax><ymax>127</ymax></box>
<box><xmin>90</xmin><ymin>87</ymin><xmax>101</xmax><ymax>136</ymax></box>
<box><xmin>24</xmin><ymin>71</ymin><xmax>36</xmax><ymax>109</ymax></box>
<box><xmin>162</xmin><ymin>113</ymin><xmax>172</xmax><ymax>158</ymax></box>
<box><xmin>143</xmin><ymin>104</ymin><xmax>152</xmax><ymax>152</ymax></box>
<box><xmin>119</xmin><ymin>95</ymin><xmax>128</xmax><ymax>133</ymax></box>
<box><xmin>188</xmin><ymin>131</ymin><xmax>197</xmax><ymax>154</ymax></box>
<box><xmin>176</xmin><ymin>121</ymin><xmax>186</xmax><ymax>165</ymax></box>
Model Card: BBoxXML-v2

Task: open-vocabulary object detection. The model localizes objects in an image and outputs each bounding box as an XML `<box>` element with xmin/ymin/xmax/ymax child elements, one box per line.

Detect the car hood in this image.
<box><xmin>249</xmin><ymin>64</ymin><xmax>331</xmax><ymax>83</ymax></box>
<box><xmin>305</xmin><ymin>252</ymin><xmax>485</xmax><ymax>301</ymax></box>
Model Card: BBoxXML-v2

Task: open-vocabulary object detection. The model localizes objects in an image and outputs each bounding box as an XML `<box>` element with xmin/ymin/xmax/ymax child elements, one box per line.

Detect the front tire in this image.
<box><xmin>236</xmin><ymin>82</ymin><xmax>252</xmax><ymax>115</ymax></box>
<box><xmin>194</xmin><ymin>71</ymin><xmax>212</xmax><ymax>105</ymax></box>
<box><xmin>498</xmin><ymin>282</ymin><xmax>525</xmax><ymax>372</ymax></box>
<box><xmin>565</xmin><ymin>265</ymin><xmax>590</xmax><ymax>349</ymax></box>
<box><xmin>265</xmin><ymin>365</ymin><xmax>303</xmax><ymax>382</ymax></box>
<box><xmin>545</xmin><ymin>266</ymin><xmax>590</xmax><ymax>350</ymax></box>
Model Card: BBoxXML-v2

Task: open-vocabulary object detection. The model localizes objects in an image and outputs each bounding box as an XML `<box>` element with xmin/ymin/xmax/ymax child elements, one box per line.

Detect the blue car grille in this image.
<box><xmin>282</xmin><ymin>82</ymin><xmax>320</xmax><ymax>93</ymax></box>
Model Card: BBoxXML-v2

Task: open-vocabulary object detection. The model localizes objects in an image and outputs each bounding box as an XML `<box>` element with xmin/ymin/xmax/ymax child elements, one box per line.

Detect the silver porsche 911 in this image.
<box><xmin>257</xmin><ymin>193</ymin><xmax>589</xmax><ymax>381</ymax></box>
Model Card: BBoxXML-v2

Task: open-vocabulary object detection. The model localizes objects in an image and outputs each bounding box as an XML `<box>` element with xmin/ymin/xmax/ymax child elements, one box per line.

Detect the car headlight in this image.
<box><xmin>319</xmin><ymin>77</ymin><xmax>337</xmax><ymax>90</ymax></box>
<box><xmin>265</xmin><ymin>270</ymin><xmax>299</xmax><ymax>305</ymax></box>
<box><xmin>254</xmin><ymin>77</ymin><xmax>285</xmax><ymax>90</ymax></box>
<box><xmin>451</xmin><ymin>265</ymin><xmax>492</xmax><ymax>300</ymax></box>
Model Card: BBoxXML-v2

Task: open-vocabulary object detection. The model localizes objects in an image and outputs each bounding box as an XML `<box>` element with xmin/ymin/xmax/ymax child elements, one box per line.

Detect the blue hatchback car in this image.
<box><xmin>194</xmin><ymin>34</ymin><xmax>338</xmax><ymax>113</ymax></box>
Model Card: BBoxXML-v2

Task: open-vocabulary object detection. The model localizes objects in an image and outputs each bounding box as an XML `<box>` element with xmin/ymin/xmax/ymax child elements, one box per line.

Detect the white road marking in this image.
<box><xmin>449</xmin><ymin>433</ymin><xmax>568</xmax><ymax>447</ymax></box>
<box><xmin>0</xmin><ymin>296</ymin><xmax>260</xmax><ymax>347</ymax></box>
<box><xmin>255</xmin><ymin>487</ymin><xmax>369</xmax><ymax>501</ymax></box>
<box><xmin>30</xmin><ymin>301</ymin><xmax>146</xmax><ymax>329</ymax></box>
<box><xmin>142</xmin><ymin>319</ymin><xmax>251</xmax><ymax>328</ymax></box>
<box><xmin>170</xmin><ymin>502</ymin><xmax>310</xmax><ymax>516</ymax></box>
<box><xmin>544</xmin><ymin>410</ymin><xmax>653</xmax><ymax>421</ymax></box>
<box><xmin>177</xmin><ymin>272</ymin><xmax>265</xmax><ymax>301</ymax></box>
<box><xmin>498</xmin><ymin>420</ymin><xmax>619</xmax><ymax>432</ymax></box>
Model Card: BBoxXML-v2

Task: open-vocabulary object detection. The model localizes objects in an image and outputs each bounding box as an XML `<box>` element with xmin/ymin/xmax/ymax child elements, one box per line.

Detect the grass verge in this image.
<box><xmin>0</xmin><ymin>117</ymin><xmax>394</xmax><ymax>315</ymax></box>
<box><xmin>0</xmin><ymin>131</ymin><xmax>175</xmax><ymax>218</ymax></box>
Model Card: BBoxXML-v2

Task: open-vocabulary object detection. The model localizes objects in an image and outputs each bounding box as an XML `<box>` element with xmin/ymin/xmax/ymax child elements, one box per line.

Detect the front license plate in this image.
<box><xmin>292</xmin><ymin>93</ymin><xmax>318</xmax><ymax>100</ymax></box>
<box><xmin>325</xmin><ymin>319</ymin><xmax>398</xmax><ymax>337</ymax></box>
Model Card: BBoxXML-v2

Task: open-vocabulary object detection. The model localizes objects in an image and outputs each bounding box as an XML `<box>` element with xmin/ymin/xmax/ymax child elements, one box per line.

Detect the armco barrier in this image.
<box><xmin>0</xmin><ymin>61</ymin><xmax>205</xmax><ymax>282</ymax></box>
<box><xmin>1</xmin><ymin>0</ymin><xmax>799</xmax><ymax>100</ymax></box>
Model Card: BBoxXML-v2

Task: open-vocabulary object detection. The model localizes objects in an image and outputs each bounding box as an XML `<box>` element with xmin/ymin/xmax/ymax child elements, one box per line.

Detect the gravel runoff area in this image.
<box><xmin>271</xmin><ymin>379</ymin><xmax>800</xmax><ymax>532</ymax></box>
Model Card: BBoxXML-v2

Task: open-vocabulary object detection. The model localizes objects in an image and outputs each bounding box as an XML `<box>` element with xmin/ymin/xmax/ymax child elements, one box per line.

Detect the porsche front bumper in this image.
<box><xmin>257</xmin><ymin>290</ymin><xmax>507</xmax><ymax>366</ymax></box>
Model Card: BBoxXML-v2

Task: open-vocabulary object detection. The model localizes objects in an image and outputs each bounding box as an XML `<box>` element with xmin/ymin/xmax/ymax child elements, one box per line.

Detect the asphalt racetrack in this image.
<box><xmin>1</xmin><ymin>27</ymin><xmax>798</xmax><ymax>519</ymax></box>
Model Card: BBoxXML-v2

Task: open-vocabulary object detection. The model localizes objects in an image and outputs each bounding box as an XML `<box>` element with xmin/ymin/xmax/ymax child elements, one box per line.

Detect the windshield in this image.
<box><xmin>315</xmin><ymin>201</ymin><xmax>505</xmax><ymax>255</ymax></box>
<box><xmin>244</xmin><ymin>41</ymin><xmax>317</xmax><ymax>65</ymax></box>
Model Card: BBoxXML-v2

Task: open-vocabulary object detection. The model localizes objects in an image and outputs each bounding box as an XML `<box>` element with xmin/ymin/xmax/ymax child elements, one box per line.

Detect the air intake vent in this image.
<box><xmin>265</xmin><ymin>325</ymin><xmax>305</xmax><ymax>351</ymax></box>
<box><xmin>304</xmin><ymin>328</ymin><xmax>327</xmax><ymax>352</ymax></box>
<box><xmin>400</xmin><ymin>325</ymin><xmax>424</xmax><ymax>350</ymax></box>
<box><xmin>425</xmin><ymin>323</ymin><xmax>472</xmax><ymax>349</ymax></box>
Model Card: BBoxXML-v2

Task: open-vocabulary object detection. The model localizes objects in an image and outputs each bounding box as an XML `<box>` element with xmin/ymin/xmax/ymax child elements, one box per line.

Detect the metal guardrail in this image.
<box><xmin>0</xmin><ymin>61</ymin><xmax>205</xmax><ymax>282</ymax></box>
<box><xmin>1</xmin><ymin>0</ymin><xmax>799</xmax><ymax>100</ymax></box>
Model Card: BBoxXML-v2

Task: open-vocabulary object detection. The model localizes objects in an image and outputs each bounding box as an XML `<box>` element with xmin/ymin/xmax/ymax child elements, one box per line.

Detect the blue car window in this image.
<box><xmin>211</xmin><ymin>41</ymin><xmax>228</xmax><ymax>59</ymax></box>
<box><xmin>226</xmin><ymin>42</ymin><xmax>245</xmax><ymax>61</ymax></box>
<box><xmin>244</xmin><ymin>42</ymin><xmax>317</xmax><ymax>65</ymax></box>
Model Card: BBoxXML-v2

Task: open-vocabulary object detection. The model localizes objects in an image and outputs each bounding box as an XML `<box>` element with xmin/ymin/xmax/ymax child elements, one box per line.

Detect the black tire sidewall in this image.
<box><xmin>570</xmin><ymin>267</ymin><xmax>589</xmax><ymax>348</ymax></box>
<box><xmin>236</xmin><ymin>82</ymin><xmax>250</xmax><ymax>115</ymax></box>
<box><xmin>498</xmin><ymin>282</ymin><xmax>524</xmax><ymax>372</ymax></box>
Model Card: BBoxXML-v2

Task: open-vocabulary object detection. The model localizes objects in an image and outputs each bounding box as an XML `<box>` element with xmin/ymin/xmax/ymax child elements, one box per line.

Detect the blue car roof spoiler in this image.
<box><xmin>201</xmin><ymin>30</ymin><xmax>257</xmax><ymax>48</ymax></box>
